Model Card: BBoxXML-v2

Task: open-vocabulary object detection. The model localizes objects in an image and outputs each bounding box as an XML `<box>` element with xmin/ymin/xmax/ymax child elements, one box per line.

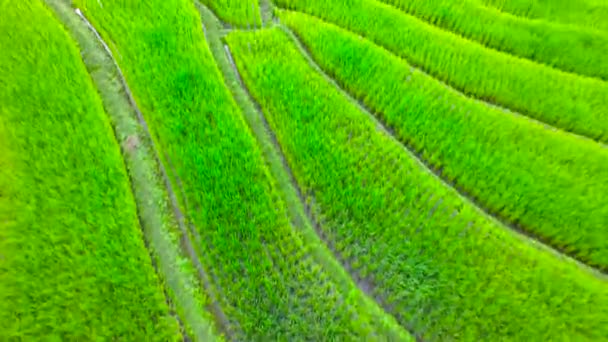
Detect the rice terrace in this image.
<box><xmin>1</xmin><ymin>0</ymin><xmax>608</xmax><ymax>340</ymax></box>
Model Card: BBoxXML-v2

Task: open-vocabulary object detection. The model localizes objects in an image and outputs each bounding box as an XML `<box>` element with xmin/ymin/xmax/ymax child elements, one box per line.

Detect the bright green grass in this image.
<box><xmin>74</xmin><ymin>0</ymin><xmax>407</xmax><ymax>339</ymax></box>
<box><xmin>226</xmin><ymin>27</ymin><xmax>608</xmax><ymax>341</ymax></box>
<box><xmin>195</xmin><ymin>5</ymin><xmax>410</xmax><ymax>341</ymax></box>
<box><xmin>44</xmin><ymin>0</ymin><xmax>221</xmax><ymax>339</ymax></box>
<box><xmin>378</xmin><ymin>0</ymin><xmax>608</xmax><ymax>80</ymax></box>
<box><xmin>480</xmin><ymin>0</ymin><xmax>608</xmax><ymax>32</ymax></box>
<box><xmin>273</xmin><ymin>0</ymin><xmax>608</xmax><ymax>143</ymax></box>
<box><xmin>198</xmin><ymin>0</ymin><xmax>261</xmax><ymax>27</ymax></box>
<box><xmin>280</xmin><ymin>10</ymin><xmax>608</xmax><ymax>270</ymax></box>
<box><xmin>0</xmin><ymin>2</ymin><xmax>179</xmax><ymax>339</ymax></box>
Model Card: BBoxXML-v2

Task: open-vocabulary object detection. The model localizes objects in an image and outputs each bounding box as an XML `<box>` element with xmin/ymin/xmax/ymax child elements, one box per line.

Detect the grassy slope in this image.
<box><xmin>226</xmin><ymin>27</ymin><xmax>608</xmax><ymax>341</ymax></box>
<box><xmin>280</xmin><ymin>10</ymin><xmax>608</xmax><ymax>270</ymax></box>
<box><xmin>378</xmin><ymin>0</ymin><xmax>608</xmax><ymax>80</ymax></box>
<box><xmin>273</xmin><ymin>0</ymin><xmax>608</xmax><ymax>143</ymax></box>
<box><xmin>198</xmin><ymin>0</ymin><xmax>261</xmax><ymax>27</ymax></box>
<box><xmin>0</xmin><ymin>2</ymin><xmax>179</xmax><ymax>340</ymax></box>
<box><xmin>44</xmin><ymin>0</ymin><xmax>221</xmax><ymax>340</ymax></box>
<box><xmin>74</xmin><ymin>0</ymin><xmax>403</xmax><ymax>339</ymax></box>
<box><xmin>480</xmin><ymin>0</ymin><xmax>608</xmax><ymax>32</ymax></box>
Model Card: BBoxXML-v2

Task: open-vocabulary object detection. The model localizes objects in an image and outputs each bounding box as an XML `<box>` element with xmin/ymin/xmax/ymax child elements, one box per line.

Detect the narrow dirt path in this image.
<box><xmin>45</xmin><ymin>1</ymin><xmax>190</xmax><ymax>339</ymax></box>
<box><xmin>259</xmin><ymin>0</ymin><xmax>274</xmax><ymax>27</ymax></box>
<box><xmin>53</xmin><ymin>3</ymin><xmax>235</xmax><ymax>340</ymax></box>
<box><xmin>377</xmin><ymin>0</ymin><xmax>608</xmax><ymax>81</ymax></box>
<box><xmin>196</xmin><ymin>1</ymin><xmax>412</xmax><ymax>339</ymax></box>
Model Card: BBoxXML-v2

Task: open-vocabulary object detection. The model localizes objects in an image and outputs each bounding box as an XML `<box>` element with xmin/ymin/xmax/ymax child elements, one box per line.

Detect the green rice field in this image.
<box><xmin>1</xmin><ymin>0</ymin><xmax>606</xmax><ymax>340</ymax></box>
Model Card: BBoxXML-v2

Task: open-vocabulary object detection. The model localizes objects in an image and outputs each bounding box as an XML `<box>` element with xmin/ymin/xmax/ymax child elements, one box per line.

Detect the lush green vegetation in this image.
<box><xmin>0</xmin><ymin>2</ymin><xmax>180</xmax><ymax>339</ymax></box>
<box><xmin>3</xmin><ymin>0</ymin><xmax>607</xmax><ymax>339</ymax></box>
<box><xmin>480</xmin><ymin>0</ymin><xmax>608</xmax><ymax>32</ymax></box>
<box><xmin>195</xmin><ymin>6</ymin><xmax>410</xmax><ymax>341</ymax></box>
<box><xmin>226</xmin><ymin>27</ymin><xmax>608</xmax><ymax>341</ymax></box>
<box><xmin>198</xmin><ymin>0</ymin><xmax>261</xmax><ymax>27</ymax></box>
<box><xmin>273</xmin><ymin>0</ymin><xmax>608</xmax><ymax>143</ymax></box>
<box><xmin>75</xmin><ymin>0</ymin><xmax>406</xmax><ymax>339</ymax></box>
<box><xmin>44</xmin><ymin>0</ymin><xmax>221</xmax><ymax>339</ymax></box>
<box><xmin>377</xmin><ymin>0</ymin><xmax>608</xmax><ymax>80</ymax></box>
<box><xmin>280</xmin><ymin>10</ymin><xmax>608</xmax><ymax>270</ymax></box>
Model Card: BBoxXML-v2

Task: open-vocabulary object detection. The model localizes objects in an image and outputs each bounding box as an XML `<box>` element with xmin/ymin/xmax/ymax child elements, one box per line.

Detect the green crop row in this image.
<box><xmin>44</xmin><ymin>0</ymin><xmax>223</xmax><ymax>339</ymax></box>
<box><xmin>226</xmin><ymin>27</ymin><xmax>608</xmax><ymax>341</ymax></box>
<box><xmin>377</xmin><ymin>0</ymin><xmax>608</xmax><ymax>80</ymax></box>
<box><xmin>0</xmin><ymin>2</ymin><xmax>179</xmax><ymax>340</ymax></box>
<box><xmin>74</xmin><ymin>0</ymin><xmax>405</xmax><ymax>339</ymax></box>
<box><xmin>279</xmin><ymin>10</ymin><xmax>608</xmax><ymax>270</ymax></box>
<box><xmin>196</xmin><ymin>4</ymin><xmax>411</xmax><ymax>341</ymax></box>
<box><xmin>273</xmin><ymin>0</ymin><xmax>608</xmax><ymax>143</ymax></box>
<box><xmin>480</xmin><ymin>0</ymin><xmax>608</xmax><ymax>33</ymax></box>
<box><xmin>198</xmin><ymin>0</ymin><xmax>261</xmax><ymax>27</ymax></box>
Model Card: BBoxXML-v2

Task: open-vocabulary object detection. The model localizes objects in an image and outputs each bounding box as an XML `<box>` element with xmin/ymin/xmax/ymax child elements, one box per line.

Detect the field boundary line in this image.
<box><xmin>275</xmin><ymin>7</ymin><xmax>608</xmax><ymax>148</ymax></box>
<box><xmin>476</xmin><ymin>1</ymin><xmax>608</xmax><ymax>35</ymax></box>
<box><xmin>374</xmin><ymin>0</ymin><xmax>608</xmax><ymax>82</ymax></box>
<box><xmin>43</xmin><ymin>0</ymin><xmax>192</xmax><ymax>338</ymax></box>
<box><xmin>224</xmin><ymin>43</ymin><xmax>416</xmax><ymax>341</ymax></box>
<box><xmin>48</xmin><ymin>3</ymin><xmax>190</xmax><ymax>339</ymax></box>
<box><xmin>70</xmin><ymin>6</ymin><xmax>234</xmax><ymax>339</ymax></box>
<box><xmin>195</xmin><ymin>3</ymin><xmax>414</xmax><ymax>339</ymax></box>
<box><xmin>381</xmin><ymin>0</ymin><xmax>608</xmax><ymax>82</ymax></box>
<box><xmin>280</xmin><ymin>24</ymin><xmax>608</xmax><ymax>278</ymax></box>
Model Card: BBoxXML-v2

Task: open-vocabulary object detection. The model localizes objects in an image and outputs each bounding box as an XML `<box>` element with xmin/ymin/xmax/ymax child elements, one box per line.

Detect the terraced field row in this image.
<box><xmin>480</xmin><ymin>0</ymin><xmax>608</xmax><ymax>32</ymax></box>
<box><xmin>71</xmin><ymin>0</ymin><xmax>407</xmax><ymax>340</ymax></box>
<box><xmin>0</xmin><ymin>2</ymin><xmax>180</xmax><ymax>339</ymax></box>
<box><xmin>1</xmin><ymin>0</ymin><xmax>607</xmax><ymax>340</ymax></box>
<box><xmin>378</xmin><ymin>0</ymin><xmax>608</xmax><ymax>80</ymax></box>
<box><xmin>225</xmin><ymin>27</ymin><xmax>608</xmax><ymax>340</ymax></box>
<box><xmin>198</xmin><ymin>0</ymin><xmax>262</xmax><ymax>27</ymax></box>
<box><xmin>275</xmin><ymin>0</ymin><xmax>608</xmax><ymax>143</ymax></box>
<box><xmin>45</xmin><ymin>1</ymin><xmax>222</xmax><ymax>339</ymax></box>
<box><xmin>279</xmin><ymin>10</ymin><xmax>608</xmax><ymax>270</ymax></box>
